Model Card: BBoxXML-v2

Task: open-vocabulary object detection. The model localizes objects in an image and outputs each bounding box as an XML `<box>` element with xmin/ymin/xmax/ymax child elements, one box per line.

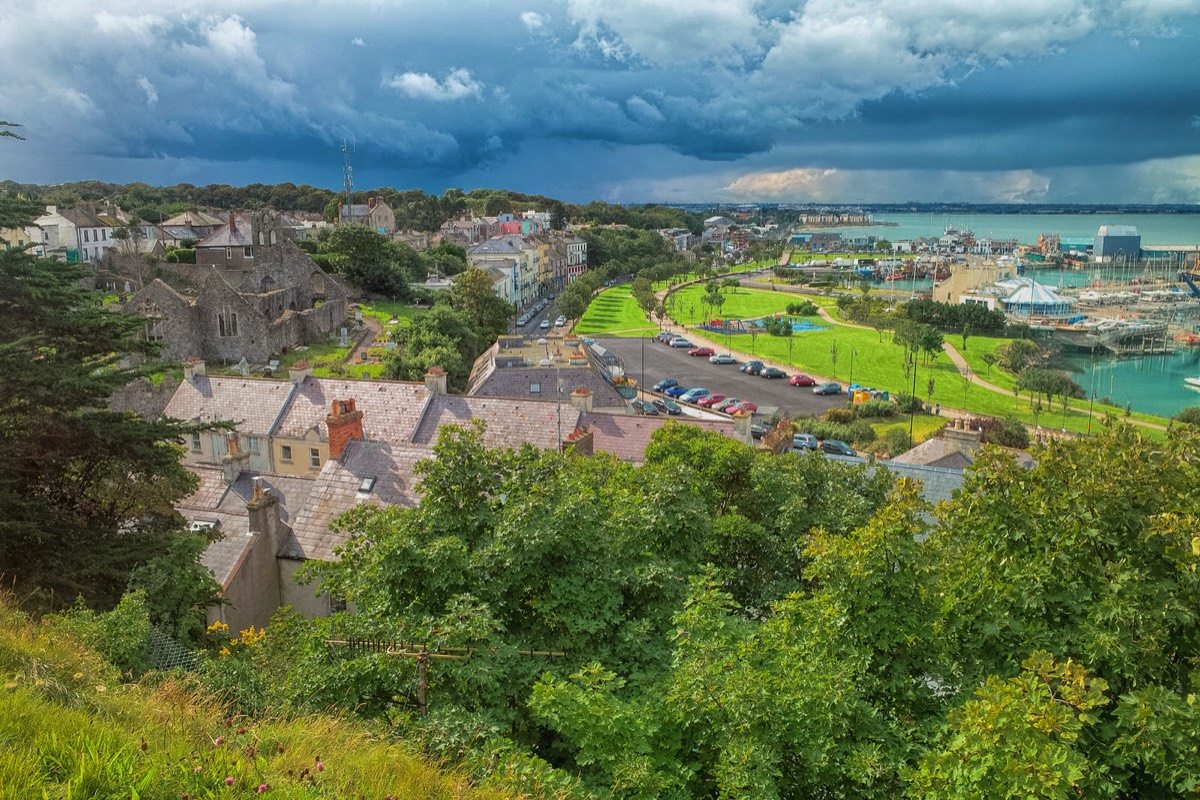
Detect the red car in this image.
<box><xmin>728</xmin><ymin>401</ymin><xmax>759</xmax><ymax>414</ymax></box>
<box><xmin>789</xmin><ymin>373</ymin><xmax>815</xmax><ymax>387</ymax></box>
<box><xmin>688</xmin><ymin>346</ymin><xmax>715</xmax><ymax>357</ymax></box>
<box><xmin>696</xmin><ymin>393</ymin><xmax>727</xmax><ymax>408</ymax></box>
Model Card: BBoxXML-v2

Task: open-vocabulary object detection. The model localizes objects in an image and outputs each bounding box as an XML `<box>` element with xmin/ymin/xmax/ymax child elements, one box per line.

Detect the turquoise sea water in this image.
<box><xmin>833</xmin><ymin>212</ymin><xmax>1200</xmax><ymax>245</ymax></box>
<box><xmin>823</xmin><ymin>212</ymin><xmax>1200</xmax><ymax>418</ymax></box>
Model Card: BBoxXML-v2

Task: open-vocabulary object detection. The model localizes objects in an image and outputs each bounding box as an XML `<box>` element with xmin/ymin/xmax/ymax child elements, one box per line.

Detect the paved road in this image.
<box><xmin>598</xmin><ymin>336</ymin><xmax>848</xmax><ymax>420</ymax></box>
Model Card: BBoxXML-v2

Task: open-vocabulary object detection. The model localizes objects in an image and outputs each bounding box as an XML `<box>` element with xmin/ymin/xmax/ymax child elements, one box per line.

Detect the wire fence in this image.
<box><xmin>146</xmin><ymin>625</ymin><xmax>204</xmax><ymax>671</ymax></box>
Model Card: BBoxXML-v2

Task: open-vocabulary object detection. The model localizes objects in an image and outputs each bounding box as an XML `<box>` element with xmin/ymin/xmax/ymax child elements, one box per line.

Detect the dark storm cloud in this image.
<box><xmin>2</xmin><ymin>1</ymin><xmax>1200</xmax><ymax>202</ymax></box>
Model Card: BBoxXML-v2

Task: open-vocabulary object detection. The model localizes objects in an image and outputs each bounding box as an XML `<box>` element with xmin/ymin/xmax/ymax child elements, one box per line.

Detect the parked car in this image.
<box><xmin>820</xmin><ymin>439</ymin><xmax>857</xmax><ymax>456</ymax></box>
<box><xmin>655</xmin><ymin>331</ymin><xmax>675</xmax><ymax>344</ymax></box>
<box><xmin>761</xmin><ymin>367</ymin><xmax>787</xmax><ymax>380</ymax></box>
<box><xmin>788</xmin><ymin>373</ymin><xmax>815</xmax><ymax>387</ymax></box>
<box><xmin>641</xmin><ymin>402</ymin><xmax>659</xmax><ymax>416</ymax></box>
<box><xmin>792</xmin><ymin>433</ymin><xmax>818</xmax><ymax>451</ymax></box>
<box><xmin>740</xmin><ymin>360</ymin><xmax>764</xmax><ymax>375</ymax></box>
<box><xmin>653</xmin><ymin>378</ymin><xmax>679</xmax><ymax>393</ymax></box>
<box><xmin>696</xmin><ymin>393</ymin><xmax>727</xmax><ymax>408</ymax></box>
<box><xmin>750</xmin><ymin>423</ymin><xmax>770</xmax><ymax>440</ymax></box>
<box><xmin>679</xmin><ymin>387</ymin><xmax>711</xmax><ymax>404</ymax></box>
<box><xmin>688</xmin><ymin>346</ymin><xmax>715</xmax><ymax>357</ymax></box>
<box><xmin>540</xmin><ymin>319</ymin><xmax>551</xmax><ymax>329</ymax></box>
<box><xmin>555</xmin><ymin>315</ymin><xmax>567</xmax><ymax>327</ymax></box>
<box><xmin>709</xmin><ymin>353</ymin><xmax>739</xmax><ymax>365</ymax></box>
<box><xmin>631</xmin><ymin>399</ymin><xmax>646</xmax><ymax>413</ymax></box>
<box><xmin>813</xmin><ymin>382</ymin><xmax>842</xmax><ymax>395</ymax></box>
<box><xmin>651</xmin><ymin>398</ymin><xmax>669</xmax><ymax>413</ymax></box>
<box><xmin>712</xmin><ymin>397</ymin><xmax>742</xmax><ymax>413</ymax></box>
<box><xmin>664</xmin><ymin>385</ymin><xmax>691</xmax><ymax>398</ymax></box>
<box><xmin>668</xmin><ymin>337</ymin><xmax>694</xmax><ymax>348</ymax></box>
<box><xmin>661</xmin><ymin>398</ymin><xmax>683</xmax><ymax>415</ymax></box>
<box><xmin>728</xmin><ymin>401</ymin><xmax>759</xmax><ymax>414</ymax></box>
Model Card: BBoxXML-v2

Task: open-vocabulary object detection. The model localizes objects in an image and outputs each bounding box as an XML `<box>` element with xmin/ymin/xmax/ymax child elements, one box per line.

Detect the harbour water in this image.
<box><xmin>1060</xmin><ymin>348</ymin><xmax>1200</xmax><ymax>419</ymax></box>
<box><xmin>834</xmin><ymin>212</ymin><xmax>1200</xmax><ymax>246</ymax></box>
<box><xmin>824</xmin><ymin>211</ymin><xmax>1200</xmax><ymax>418</ymax></box>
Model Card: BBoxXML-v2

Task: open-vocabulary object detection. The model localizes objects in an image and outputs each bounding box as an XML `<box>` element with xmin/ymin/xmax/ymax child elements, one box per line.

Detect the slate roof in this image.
<box><xmin>198</xmin><ymin>215</ymin><xmax>255</xmax><ymax>248</ymax></box>
<box><xmin>413</xmin><ymin>395</ymin><xmax>580</xmax><ymax>451</ymax></box>
<box><xmin>283</xmin><ymin>440</ymin><xmax>426</xmax><ymax>561</ymax></box>
<box><xmin>179</xmin><ymin>465</ymin><xmax>317</xmax><ymax>584</ymax></box>
<box><xmin>470</xmin><ymin>366</ymin><xmax>626</xmax><ymax>408</ymax></box>
<box><xmin>580</xmin><ymin>414</ymin><xmax>744</xmax><ymax>463</ymax></box>
<box><xmin>272</xmin><ymin>377</ymin><xmax>430</xmax><ymax>442</ymax></box>
<box><xmin>875</xmin><ymin>461</ymin><xmax>967</xmax><ymax>507</ymax></box>
<box><xmin>164</xmin><ymin>376</ymin><xmax>296</xmax><ymax>435</ymax></box>
<box><xmin>162</xmin><ymin>210</ymin><xmax>225</xmax><ymax>228</ymax></box>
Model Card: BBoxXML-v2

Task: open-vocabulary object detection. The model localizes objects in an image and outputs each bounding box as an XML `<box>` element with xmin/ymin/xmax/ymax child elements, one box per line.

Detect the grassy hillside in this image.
<box><xmin>0</xmin><ymin>598</ymin><xmax>546</xmax><ymax>799</ymax></box>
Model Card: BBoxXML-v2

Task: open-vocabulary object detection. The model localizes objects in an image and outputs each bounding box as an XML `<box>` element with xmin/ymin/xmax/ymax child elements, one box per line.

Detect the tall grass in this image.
<box><xmin>0</xmin><ymin>597</ymin><xmax>554</xmax><ymax>799</ymax></box>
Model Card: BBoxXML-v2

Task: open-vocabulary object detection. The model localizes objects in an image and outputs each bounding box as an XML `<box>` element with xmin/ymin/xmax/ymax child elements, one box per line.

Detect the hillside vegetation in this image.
<box><xmin>0</xmin><ymin>597</ymin><xmax>544</xmax><ymax>799</ymax></box>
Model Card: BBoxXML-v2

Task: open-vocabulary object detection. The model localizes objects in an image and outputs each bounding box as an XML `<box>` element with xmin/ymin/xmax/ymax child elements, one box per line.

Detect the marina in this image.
<box><xmin>811</xmin><ymin>213</ymin><xmax>1200</xmax><ymax>417</ymax></box>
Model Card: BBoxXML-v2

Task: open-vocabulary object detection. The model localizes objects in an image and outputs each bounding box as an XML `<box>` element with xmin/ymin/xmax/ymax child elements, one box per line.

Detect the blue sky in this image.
<box><xmin>2</xmin><ymin>0</ymin><xmax>1200</xmax><ymax>204</ymax></box>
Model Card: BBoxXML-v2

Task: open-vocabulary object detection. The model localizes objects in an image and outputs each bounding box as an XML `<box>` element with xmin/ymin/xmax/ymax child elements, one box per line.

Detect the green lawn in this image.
<box><xmin>574</xmin><ymin>285</ymin><xmax>658</xmax><ymax>336</ymax></box>
<box><xmin>667</xmin><ymin>285</ymin><xmax>800</xmax><ymax>326</ymax></box>
<box><xmin>693</xmin><ymin>319</ymin><xmax>1166</xmax><ymax>436</ymax></box>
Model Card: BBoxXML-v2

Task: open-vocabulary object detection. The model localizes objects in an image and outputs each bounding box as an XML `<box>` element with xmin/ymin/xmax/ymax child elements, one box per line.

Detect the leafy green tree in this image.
<box><xmin>911</xmin><ymin>651</ymin><xmax>1111</xmax><ymax>799</ymax></box>
<box><xmin>383</xmin><ymin>304</ymin><xmax>487</xmax><ymax>389</ymax></box>
<box><xmin>980</xmin><ymin>351</ymin><xmax>998</xmax><ymax>378</ymax></box>
<box><xmin>322</xmin><ymin>223</ymin><xmax>412</xmax><ymax>298</ymax></box>
<box><xmin>449</xmin><ymin>267</ymin><xmax>513</xmax><ymax>340</ymax></box>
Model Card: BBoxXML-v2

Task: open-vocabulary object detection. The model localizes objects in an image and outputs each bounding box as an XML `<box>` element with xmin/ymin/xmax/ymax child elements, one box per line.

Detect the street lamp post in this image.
<box><xmin>849</xmin><ymin>349</ymin><xmax>857</xmax><ymax>387</ymax></box>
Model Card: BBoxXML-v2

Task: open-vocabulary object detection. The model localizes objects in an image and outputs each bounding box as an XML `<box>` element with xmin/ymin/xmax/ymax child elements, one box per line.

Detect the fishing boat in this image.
<box><xmin>1184</xmin><ymin>376</ymin><xmax>1200</xmax><ymax>389</ymax></box>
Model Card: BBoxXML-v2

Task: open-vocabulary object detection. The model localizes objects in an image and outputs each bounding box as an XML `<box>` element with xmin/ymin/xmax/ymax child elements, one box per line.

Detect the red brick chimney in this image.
<box><xmin>326</xmin><ymin>398</ymin><xmax>364</xmax><ymax>460</ymax></box>
<box><xmin>368</xmin><ymin>196</ymin><xmax>377</xmax><ymax>210</ymax></box>
<box><xmin>562</xmin><ymin>427</ymin><xmax>594</xmax><ymax>456</ymax></box>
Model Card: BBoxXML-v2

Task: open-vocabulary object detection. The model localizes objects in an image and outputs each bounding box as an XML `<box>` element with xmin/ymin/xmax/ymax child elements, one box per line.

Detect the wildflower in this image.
<box><xmin>257</xmin><ymin>785</ymin><xmax>269</xmax><ymax>794</ymax></box>
<box><xmin>225</xmin><ymin>776</ymin><xmax>235</xmax><ymax>786</ymax></box>
<box><xmin>194</xmin><ymin>766</ymin><xmax>202</xmax><ymax>773</ymax></box>
<box><xmin>237</xmin><ymin>726</ymin><xmax>246</xmax><ymax>735</ymax></box>
<box><xmin>213</xmin><ymin>737</ymin><xmax>225</xmax><ymax>746</ymax></box>
<box><xmin>315</xmin><ymin>761</ymin><xmax>324</xmax><ymax>772</ymax></box>
<box><xmin>276</xmin><ymin>744</ymin><xmax>285</xmax><ymax>754</ymax></box>
<box><xmin>140</xmin><ymin>738</ymin><xmax>148</xmax><ymax>752</ymax></box>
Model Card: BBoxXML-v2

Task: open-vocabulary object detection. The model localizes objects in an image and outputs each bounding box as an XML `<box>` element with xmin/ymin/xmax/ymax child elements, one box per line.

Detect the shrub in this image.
<box><xmin>962</xmin><ymin>416</ymin><xmax>1030</xmax><ymax>449</ymax></box>
<box><xmin>894</xmin><ymin>393</ymin><xmax>924</xmax><ymax>414</ymax></box>
<box><xmin>800</xmin><ymin>418</ymin><xmax>876</xmax><ymax>446</ymax></box>
<box><xmin>883</xmin><ymin>427</ymin><xmax>912</xmax><ymax>454</ymax></box>
<box><xmin>1173</xmin><ymin>406</ymin><xmax>1200</xmax><ymax>427</ymax></box>
<box><xmin>824</xmin><ymin>408</ymin><xmax>857</xmax><ymax>425</ymax></box>
<box><xmin>855</xmin><ymin>399</ymin><xmax>898</xmax><ymax>418</ymax></box>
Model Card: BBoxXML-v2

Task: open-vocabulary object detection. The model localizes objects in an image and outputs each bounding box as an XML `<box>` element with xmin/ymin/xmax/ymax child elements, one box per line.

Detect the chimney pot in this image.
<box><xmin>289</xmin><ymin>361</ymin><xmax>312</xmax><ymax>385</ymax></box>
<box><xmin>424</xmin><ymin>367</ymin><xmax>448</xmax><ymax>396</ymax></box>
<box><xmin>569</xmin><ymin>387</ymin><xmax>594</xmax><ymax>414</ymax></box>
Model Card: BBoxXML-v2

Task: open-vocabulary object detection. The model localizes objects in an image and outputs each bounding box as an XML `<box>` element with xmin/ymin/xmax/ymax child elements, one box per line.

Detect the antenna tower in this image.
<box><xmin>341</xmin><ymin>138</ymin><xmax>354</xmax><ymax>203</ymax></box>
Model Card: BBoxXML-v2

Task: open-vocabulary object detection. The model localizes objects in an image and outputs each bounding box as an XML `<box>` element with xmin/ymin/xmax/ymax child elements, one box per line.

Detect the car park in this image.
<box><xmin>688</xmin><ymin>346</ymin><xmax>715</xmax><ymax>357</ymax></box>
<box><xmin>679</xmin><ymin>387</ymin><xmax>711</xmax><ymax>404</ymax></box>
<box><xmin>664</xmin><ymin>385</ymin><xmax>690</xmax><ymax>398</ymax></box>
<box><xmin>668</xmin><ymin>337</ymin><xmax>693</xmax><ymax>348</ymax></box>
<box><xmin>696</xmin><ymin>393</ymin><xmax>727</xmax><ymax>408</ymax></box>
<box><xmin>819</xmin><ymin>439</ymin><xmax>856</xmax><ymax>456</ymax></box>
<box><xmin>789</xmin><ymin>373</ymin><xmax>815</xmax><ymax>387</ymax></box>
<box><xmin>740</xmin><ymin>360</ymin><xmax>764</xmax><ymax>375</ymax></box>
<box><xmin>661</xmin><ymin>398</ymin><xmax>683</xmax><ymax>415</ymax></box>
<box><xmin>761</xmin><ymin>367</ymin><xmax>787</xmax><ymax>380</ymax></box>
<box><xmin>813</xmin><ymin>382</ymin><xmax>842</xmax><ymax>395</ymax></box>
<box><xmin>652</xmin><ymin>378</ymin><xmax>679</xmax><ymax>393</ymax></box>
<box><xmin>709</xmin><ymin>353</ymin><xmax>739</xmax><ymax>365</ymax></box>
<box><xmin>792</xmin><ymin>433</ymin><xmax>818</xmax><ymax>451</ymax></box>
